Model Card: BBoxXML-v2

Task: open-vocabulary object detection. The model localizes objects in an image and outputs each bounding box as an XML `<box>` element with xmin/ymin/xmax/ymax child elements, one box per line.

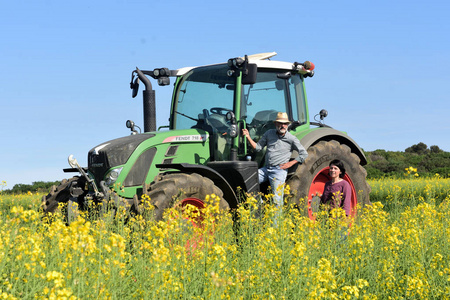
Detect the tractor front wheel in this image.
<box><xmin>42</xmin><ymin>177</ymin><xmax>81</xmax><ymax>213</ymax></box>
<box><xmin>142</xmin><ymin>173</ymin><xmax>229</xmax><ymax>221</ymax></box>
<box><xmin>41</xmin><ymin>176</ymin><xmax>87</xmax><ymax>222</ymax></box>
<box><xmin>286</xmin><ymin>140</ymin><xmax>370</xmax><ymax>218</ymax></box>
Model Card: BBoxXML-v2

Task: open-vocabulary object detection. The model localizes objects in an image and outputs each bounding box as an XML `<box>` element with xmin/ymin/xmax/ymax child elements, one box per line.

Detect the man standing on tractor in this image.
<box><xmin>242</xmin><ymin>112</ymin><xmax>308</xmax><ymax>213</ymax></box>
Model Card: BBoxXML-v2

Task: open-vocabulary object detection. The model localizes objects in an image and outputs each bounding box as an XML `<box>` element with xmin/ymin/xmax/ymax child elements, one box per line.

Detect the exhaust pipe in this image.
<box><xmin>135</xmin><ymin>68</ymin><xmax>156</xmax><ymax>132</ymax></box>
<box><xmin>143</xmin><ymin>89</ymin><xmax>156</xmax><ymax>132</ymax></box>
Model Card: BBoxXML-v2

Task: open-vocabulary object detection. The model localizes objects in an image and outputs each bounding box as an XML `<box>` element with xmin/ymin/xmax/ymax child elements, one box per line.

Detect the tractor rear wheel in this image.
<box><xmin>142</xmin><ymin>173</ymin><xmax>229</xmax><ymax>221</ymax></box>
<box><xmin>286</xmin><ymin>140</ymin><xmax>370</xmax><ymax>218</ymax></box>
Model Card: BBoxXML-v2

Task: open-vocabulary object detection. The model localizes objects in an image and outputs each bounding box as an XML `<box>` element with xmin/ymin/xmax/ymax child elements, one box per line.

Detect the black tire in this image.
<box><xmin>142</xmin><ymin>173</ymin><xmax>229</xmax><ymax>221</ymax></box>
<box><xmin>286</xmin><ymin>140</ymin><xmax>371</xmax><ymax>216</ymax></box>
<box><xmin>41</xmin><ymin>177</ymin><xmax>81</xmax><ymax>213</ymax></box>
<box><xmin>42</xmin><ymin>177</ymin><xmax>131</xmax><ymax>223</ymax></box>
<box><xmin>41</xmin><ymin>176</ymin><xmax>90</xmax><ymax>224</ymax></box>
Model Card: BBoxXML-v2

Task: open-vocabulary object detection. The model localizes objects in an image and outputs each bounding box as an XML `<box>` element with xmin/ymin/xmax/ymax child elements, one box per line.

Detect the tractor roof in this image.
<box><xmin>172</xmin><ymin>52</ymin><xmax>298</xmax><ymax>76</ymax></box>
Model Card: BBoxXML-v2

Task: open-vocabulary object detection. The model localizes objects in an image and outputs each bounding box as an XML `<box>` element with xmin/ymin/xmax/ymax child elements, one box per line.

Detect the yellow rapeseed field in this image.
<box><xmin>0</xmin><ymin>176</ymin><xmax>449</xmax><ymax>299</ymax></box>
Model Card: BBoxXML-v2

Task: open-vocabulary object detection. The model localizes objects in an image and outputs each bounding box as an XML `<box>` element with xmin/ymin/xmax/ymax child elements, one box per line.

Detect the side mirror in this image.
<box><xmin>242</xmin><ymin>63</ymin><xmax>257</xmax><ymax>85</ymax></box>
<box><xmin>275</xmin><ymin>79</ymin><xmax>284</xmax><ymax>91</ymax></box>
<box><xmin>131</xmin><ymin>77</ymin><xmax>139</xmax><ymax>98</ymax></box>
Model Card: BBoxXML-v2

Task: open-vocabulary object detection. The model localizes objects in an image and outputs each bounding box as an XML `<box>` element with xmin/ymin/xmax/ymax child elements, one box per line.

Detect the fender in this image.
<box><xmin>299</xmin><ymin>128</ymin><xmax>367</xmax><ymax>165</ymax></box>
<box><xmin>155</xmin><ymin>163</ymin><xmax>239</xmax><ymax>208</ymax></box>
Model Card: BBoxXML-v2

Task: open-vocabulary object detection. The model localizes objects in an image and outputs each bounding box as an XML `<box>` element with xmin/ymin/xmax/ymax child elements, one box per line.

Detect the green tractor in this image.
<box><xmin>42</xmin><ymin>52</ymin><xmax>370</xmax><ymax>221</ymax></box>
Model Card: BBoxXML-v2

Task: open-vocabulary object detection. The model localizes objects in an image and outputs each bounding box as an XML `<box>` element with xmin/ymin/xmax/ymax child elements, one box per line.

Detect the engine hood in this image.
<box><xmin>88</xmin><ymin>133</ymin><xmax>155</xmax><ymax>170</ymax></box>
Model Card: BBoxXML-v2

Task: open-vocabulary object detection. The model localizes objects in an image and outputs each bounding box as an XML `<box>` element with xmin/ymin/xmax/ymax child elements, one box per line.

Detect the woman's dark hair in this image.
<box><xmin>329</xmin><ymin>159</ymin><xmax>346</xmax><ymax>178</ymax></box>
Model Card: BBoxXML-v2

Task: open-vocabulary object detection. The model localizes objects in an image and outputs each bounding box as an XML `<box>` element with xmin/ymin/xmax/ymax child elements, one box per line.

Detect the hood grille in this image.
<box><xmin>88</xmin><ymin>134</ymin><xmax>154</xmax><ymax>182</ymax></box>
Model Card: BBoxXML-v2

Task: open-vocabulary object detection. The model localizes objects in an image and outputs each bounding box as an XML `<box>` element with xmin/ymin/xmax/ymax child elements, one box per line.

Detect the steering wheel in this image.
<box><xmin>210</xmin><ymin>107</ymin><xmax>232</xmax><ymax>116</ymax></box>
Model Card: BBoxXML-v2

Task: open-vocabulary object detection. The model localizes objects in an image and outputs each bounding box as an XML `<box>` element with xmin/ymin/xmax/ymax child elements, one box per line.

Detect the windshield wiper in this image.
<box><xmin>175</xmin><ymin>111</ymin><xmax>198</xmax><ymax>122</ymax></box>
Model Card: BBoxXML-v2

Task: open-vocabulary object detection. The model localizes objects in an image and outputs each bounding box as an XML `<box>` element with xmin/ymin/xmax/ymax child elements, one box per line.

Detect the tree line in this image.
<box><xmin>364</xmin><ymin>142</ymin><xmax>450</xmax><ymax>179</ymax></box>
<box><xmin>1</xmin><ymin>181</ymin><xmax>61</xmax><ymax>195</ymax></box>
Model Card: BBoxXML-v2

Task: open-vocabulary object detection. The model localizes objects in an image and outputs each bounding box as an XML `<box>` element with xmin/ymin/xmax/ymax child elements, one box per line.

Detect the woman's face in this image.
<box><xmin>329</xmin><ymin>164</ymin><xmax>341</xmax><ymax>179</ymax></box>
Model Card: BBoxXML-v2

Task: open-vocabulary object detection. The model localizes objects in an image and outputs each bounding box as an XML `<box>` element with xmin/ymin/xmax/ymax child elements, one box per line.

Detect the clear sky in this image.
<box><xmin>1</xmin><ymin>0</ymin><xmax>449</xmax><ymax>189</ymax></box>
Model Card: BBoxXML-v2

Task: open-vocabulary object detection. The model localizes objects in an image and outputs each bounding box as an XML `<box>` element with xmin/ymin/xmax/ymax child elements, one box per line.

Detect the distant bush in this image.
<box><xmin>365</xmin><ymin>143</ymin><xmax>450</xmax><ymax>179</ymax></box>
<box><xmin>2</xmin><ymin>180</ymin><xmax>61</xmax><ymax>194</ymax></box>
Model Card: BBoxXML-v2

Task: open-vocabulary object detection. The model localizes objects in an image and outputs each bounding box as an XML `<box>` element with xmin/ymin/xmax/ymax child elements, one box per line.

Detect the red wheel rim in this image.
<box><xmin>181</xmin><ymin>198</ymin><xmax>205</xmax><ymax>209</ymax></box>
<box><xmin>167</xmin><ymin>198</ymin><xmax>209</xmax><ymax>254</ymax></box>
<box><xmin>307</xmin><ymin>167</ymin><xmax>358</xmax><ymax>219</ymax></box>
<box><xmin>180</xmin><ymin>197</ymin><xmax>205</xmax><ymax>227</ymax></box>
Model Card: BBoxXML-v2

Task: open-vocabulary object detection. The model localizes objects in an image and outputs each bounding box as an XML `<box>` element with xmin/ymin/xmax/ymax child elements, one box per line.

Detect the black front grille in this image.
<box><xmin>88</xmin><ymin>152</ymin><xmax>109</xmax><ymax>184</ymax></box>
<box><xmin>123</xmin><ymin>147</ymin><xmax>157</xmax><ymax>187</ymax></box>
<box><xmin>88</xmin><ymin>134</ymin><xmax>155</xmax><ymax>183</ymax></box>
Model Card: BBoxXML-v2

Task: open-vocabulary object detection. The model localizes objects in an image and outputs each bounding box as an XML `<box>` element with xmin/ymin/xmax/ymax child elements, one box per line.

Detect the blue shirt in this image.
<box><xmin>255</xmin><ymin>129</ymin><xmax>308</xmax><ymax>167</ymax></box>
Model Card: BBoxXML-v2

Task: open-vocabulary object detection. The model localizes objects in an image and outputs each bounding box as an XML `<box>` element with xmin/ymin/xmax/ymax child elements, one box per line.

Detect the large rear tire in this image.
<box><xmin>142</xmin><ymin>173</ymin><xmax>229</xmax><ymax>221</ymax></box>
<box><xmin>286</xmin><ymin>140</ymin><xmax>370</xmax><ymax>218</ymax></box>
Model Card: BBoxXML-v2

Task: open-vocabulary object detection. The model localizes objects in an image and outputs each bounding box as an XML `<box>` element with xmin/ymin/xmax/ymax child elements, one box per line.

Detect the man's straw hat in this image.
<box><xmin>274</xmin><ymin>112</ymin><xmax>290</xmax><ymax>124</ymax></box>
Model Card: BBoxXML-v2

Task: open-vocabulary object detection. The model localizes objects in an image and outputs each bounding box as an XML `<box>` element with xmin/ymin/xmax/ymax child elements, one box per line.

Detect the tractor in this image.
<box><xmin>42</xmin><ymin>52</ymin><xmax>370</xmax><ymax>221</ymax></box>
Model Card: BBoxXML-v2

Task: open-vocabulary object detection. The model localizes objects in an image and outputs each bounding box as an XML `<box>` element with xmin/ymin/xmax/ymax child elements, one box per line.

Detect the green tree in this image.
<box><xmin>405</xmin><ymin>142</ymin><xmax>429</xmax><ymax>155</ymax></box>
<box><xmin>430</xmin><ymin>145</ymin><xmax>443</xmax><ymax>154</ymax></box>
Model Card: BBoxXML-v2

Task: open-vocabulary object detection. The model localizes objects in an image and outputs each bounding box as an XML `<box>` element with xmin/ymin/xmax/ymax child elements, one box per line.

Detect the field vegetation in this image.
<box><xmin>1</xmin><ymin>172</ymin><xmax>450</xmax><ymax>299</ymax></box>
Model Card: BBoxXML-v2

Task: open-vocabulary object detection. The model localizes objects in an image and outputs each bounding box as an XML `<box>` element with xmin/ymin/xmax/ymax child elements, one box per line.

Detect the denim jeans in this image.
<box><xmin>258</xmin><ymin>166</ymin><xmax>288</xmax><ymax>208</ymax></box>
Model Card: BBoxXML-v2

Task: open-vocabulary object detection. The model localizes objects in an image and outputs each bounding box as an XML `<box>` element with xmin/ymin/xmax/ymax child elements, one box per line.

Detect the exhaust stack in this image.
<box><xmin>132</xmin><ymin>68</ymin><xmax>156</xmax><ymax>132</ymax></box>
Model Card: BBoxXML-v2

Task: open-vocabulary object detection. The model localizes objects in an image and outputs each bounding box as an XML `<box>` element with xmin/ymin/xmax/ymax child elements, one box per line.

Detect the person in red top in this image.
<box><xmin>321</xmin><ymin>159</ymin><xmax>352</xmax><ymax>216</ymax></box>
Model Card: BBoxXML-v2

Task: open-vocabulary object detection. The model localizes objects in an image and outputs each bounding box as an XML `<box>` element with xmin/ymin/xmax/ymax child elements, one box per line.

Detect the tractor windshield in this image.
<box><xmin>241</xmin><ymin>71</ymin><xmax>307</xmax><ymax>141</ymax></box>
<box><xmin>172</xmin><ymin>64</ymin><xmax>235</xmax><ymax>133</ymax></box>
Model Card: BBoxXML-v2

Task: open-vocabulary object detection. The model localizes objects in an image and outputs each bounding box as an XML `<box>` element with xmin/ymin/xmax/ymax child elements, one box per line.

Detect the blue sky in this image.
<box><xmin>1</xmin><ymin>0</ymin><xmax>449</xmax><ymax>189</ymax></box>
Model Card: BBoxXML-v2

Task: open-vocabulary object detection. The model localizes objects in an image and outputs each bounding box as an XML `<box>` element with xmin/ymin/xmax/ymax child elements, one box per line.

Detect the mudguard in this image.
<box><xmin>155</xmin><ymin>163</ymin><xmax>239</xmax><ymax>208</ymax></box>
<box><xmin>299</xmin><ymin>128</ymin><xmax>367</xmax><ymax>165</ymax></box>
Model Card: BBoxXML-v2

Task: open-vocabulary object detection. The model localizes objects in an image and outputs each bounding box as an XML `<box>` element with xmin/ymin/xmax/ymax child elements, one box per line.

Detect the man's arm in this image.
<box><xmin>292</xmin><ymin>137</ymin><xmax>308</xmax><ymax>164</ymax></box>
<box><xmin>279</xmin><ymin>135</ymin><xmax>308</xmax><ymax>170</ymax></box>
<box><xmin>280</xmin><ymin>159</ymin><xmax>298</xmax><ymax>170</ymax></box>
<box><xmin>242</xmin><ymin>128</ymin><xmax>257</xmax><ymax>149</ymax></box>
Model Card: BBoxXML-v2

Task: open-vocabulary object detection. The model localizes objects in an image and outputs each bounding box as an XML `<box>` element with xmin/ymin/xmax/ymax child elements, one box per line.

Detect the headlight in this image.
<box><xmin>105</xmin><ymin>167</ymin><xmax>123</xmax><ymax>186</ymax></box>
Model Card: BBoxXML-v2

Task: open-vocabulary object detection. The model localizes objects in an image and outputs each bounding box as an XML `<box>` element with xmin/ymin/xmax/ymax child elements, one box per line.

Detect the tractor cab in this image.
<box><xmin>167</xmin><ymin>54</ymin><xmax>312</xmax><ymax>165</ymax></box>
